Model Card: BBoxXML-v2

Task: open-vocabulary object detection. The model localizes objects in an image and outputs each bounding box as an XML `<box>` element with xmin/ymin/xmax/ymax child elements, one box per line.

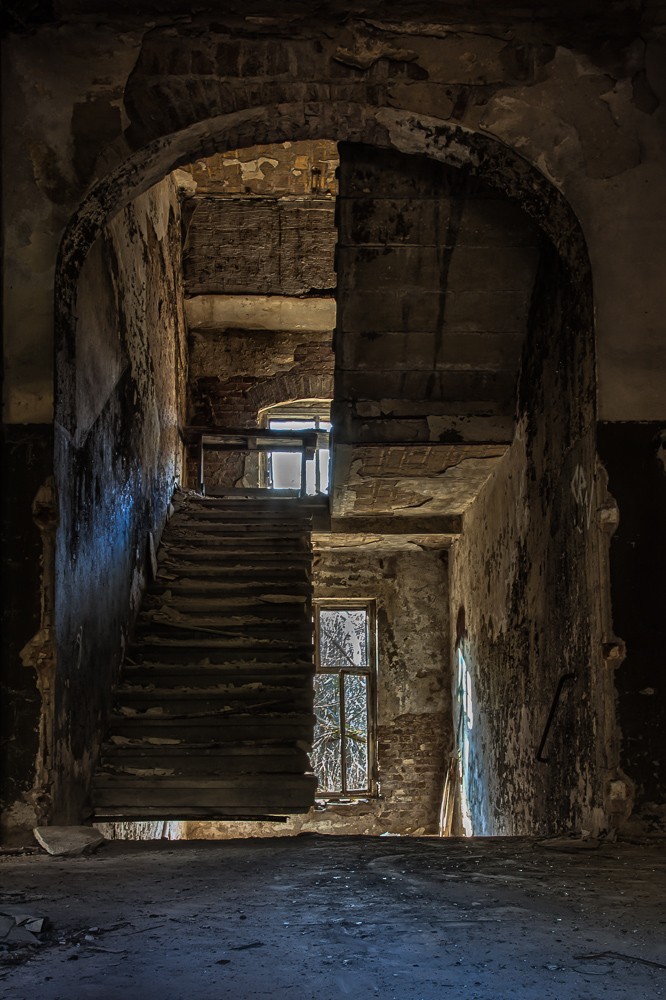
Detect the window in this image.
<box><xmin>259</xmin><ymin>399</ymin><xmax>331</xmax><ymax>495</ymax></box>
<box><xmin>312</xmin><ymin>601</ymin><xmax>375</xmax><ymax>797</ymax></box>
<box><xmin>268</xmin><ymin>416</ymin><xmax>331</xmax><ymax>494</ymax></box>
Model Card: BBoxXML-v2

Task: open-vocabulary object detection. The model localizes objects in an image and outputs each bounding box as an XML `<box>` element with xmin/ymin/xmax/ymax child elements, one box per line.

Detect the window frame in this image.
<box><xmin>313</xmin><ymin>598</ymin><xmax>377</xmax><ymax>799</ymax></box>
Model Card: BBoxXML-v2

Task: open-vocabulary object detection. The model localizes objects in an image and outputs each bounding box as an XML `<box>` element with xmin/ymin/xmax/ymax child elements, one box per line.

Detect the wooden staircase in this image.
<box><xmin>92</xmin><ymin>491</ymin><xmax>318</xmax><ymax>822</ymax></box>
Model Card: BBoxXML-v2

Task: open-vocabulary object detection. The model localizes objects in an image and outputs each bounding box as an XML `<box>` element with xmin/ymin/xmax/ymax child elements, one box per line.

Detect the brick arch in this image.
<box><xmin>244</xmin><ymin>374</ymin><xmax>333</xmax><ymax>413</ymax></box>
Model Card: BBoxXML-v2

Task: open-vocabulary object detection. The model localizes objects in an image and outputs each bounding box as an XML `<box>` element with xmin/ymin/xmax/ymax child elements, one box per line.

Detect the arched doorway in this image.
<box><xmin>52</xmin><ymin>104</ymin><xmax>605</xmax><ymax>837</ymax></box>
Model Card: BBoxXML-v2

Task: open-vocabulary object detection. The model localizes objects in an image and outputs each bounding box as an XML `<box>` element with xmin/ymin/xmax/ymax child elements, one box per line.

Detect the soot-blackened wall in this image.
<box><xmin>53</xmin><ymin>177</ymin><xmax>187</xmax><ymax>823</ymax></box>
<box><xmin>598</xmin><ymin>422</ymin><xmax>666</xmax><ymax>834</ymax></box>
<box><xmin>449</xmin><ymin>236</ymin><xmax>606</xmax><ymax>836</ymax></box>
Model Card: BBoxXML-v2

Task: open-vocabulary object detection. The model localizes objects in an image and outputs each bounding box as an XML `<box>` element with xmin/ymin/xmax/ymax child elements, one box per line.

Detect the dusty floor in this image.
<box><xmin>1</xmin><ymin>835</ymin><xmax>665</xmax><ymax>1000</ymax></box>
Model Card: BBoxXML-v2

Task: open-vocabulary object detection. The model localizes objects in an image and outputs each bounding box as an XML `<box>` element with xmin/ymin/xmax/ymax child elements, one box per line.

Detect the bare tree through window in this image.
<box><xmin>312</xmin><ymin>604</ymin><xmax>374</xmax><ymax>795</ymax></box>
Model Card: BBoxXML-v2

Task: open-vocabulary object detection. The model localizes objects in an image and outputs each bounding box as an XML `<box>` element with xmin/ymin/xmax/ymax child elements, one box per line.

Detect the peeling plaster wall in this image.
<box><xmin>448</xmin><ymin>238</ymin><xmax>610</xmax><ymax>837</ymax></box>
<box><xmin>185</xmin><ymin>546</ymin><xmax>451</xmax><ymax>839</ymax></box>
<box><xmin>52</xmin><ymin>177</ymin><xmax>187</xmax><ymax>825</ymax></box>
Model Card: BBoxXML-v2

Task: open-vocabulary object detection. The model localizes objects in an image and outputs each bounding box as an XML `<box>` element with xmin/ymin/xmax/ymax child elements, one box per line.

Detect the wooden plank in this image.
<box><xmin>160</xmin><ymin>540</ymin><xmax>312</xmax><ymax>565</ymax></box>
<box><xmin>132</xmin><ymin>626</ymin><xmax>314</xmax><ymax>645</ymax></box>
<box><xmin>115</xmin><ymin>692</ymin><xmax>313</xmax><ymax>715</ymax></box>
<box><xmin>121</xmin><ymin>664</ymin><xmax>315</xmax><ymax>681</ymax></box>
<box><xmin>124</xmin><ymin>662</ymin><xmax>313</xmax><ymax>677</ymax></box>
<box><xmin>94</xmin><ymin>772</ymin><xmax>317</xmax><ymax>786</ymax></box>
<box><xmin>140</xmin><ymin>597</ymin><xmax>311</xmax><ymax>618</ymax></box>
<box><xmin>128</xmin><ymin>643</ymin><xmax>314</xmax><ymax>663</ymax></box>
<box><xmin>99</xmin><ymin>749</ymin><xmax>311</xmax><ymax>775</ymax></box>
<box><xmin>108</xmin><ymin>719</ymin><xmax>315</xmax><ymax>743</ymax></box>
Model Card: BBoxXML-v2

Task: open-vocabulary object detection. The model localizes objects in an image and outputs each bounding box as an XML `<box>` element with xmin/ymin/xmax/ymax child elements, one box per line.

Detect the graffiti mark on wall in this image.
<box><xmin>571</xmin><ymin>465</ymin><xmax>594</xmax><ymax>534</ymax></box>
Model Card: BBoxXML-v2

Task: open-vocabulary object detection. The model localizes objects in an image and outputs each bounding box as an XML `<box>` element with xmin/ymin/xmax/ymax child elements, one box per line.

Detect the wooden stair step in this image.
<box><xmin>164</xmin><ymin>535</ymin><xmax>313</xmax><ymax>546</ymax></box>
<box><xmin>107</xmin><ymin>715</ymin><xmax>315</xmax><ymax>743</ymax></box>
<box><xmin>158</xmin><ymin>549</ymin><xmax>311</xmax><ymax>562</ymax></box>
<box><xmin>92</xmin><ymin>773</ymin><xmax>318</xmax><ymax>811</ymax></box>
<box><xmin>155</xmin><ymin>568</ymin><xmax>311</xmax><ymax>583</ymax></box>
<box><xmin>99</xmin><ymin>746</ymin><xmax>311</xmax><ymax>774</ymax></box>
<box><xmin>114</xmin><ymin>689</ymin><xmax>312</xmax><ymax>715</ymax></box>
<box><xmin>133</xmin><ymin>618</ymin><xmax>312</xmax><ymax>638</ymax></box>
<box><xmin>141</xmin><ymin>596</ymin><xmax>310</xmax><ymax>617</ymax></box>
<box><xmin>147</xmin><ymin>581</ymin><xmax>312</xmax><ymax>598</ymax></box>
<box><xmin>121</xmin><ymin>667</ymin><xmax>314</xmax><ymax>689</ymax></box>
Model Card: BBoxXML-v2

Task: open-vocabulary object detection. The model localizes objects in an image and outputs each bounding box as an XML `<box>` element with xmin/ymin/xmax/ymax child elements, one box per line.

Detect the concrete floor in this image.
<box><xmin>1</xmin><ymin>835</ymin><xmax>665</xmax><ymax>999</ymax></box>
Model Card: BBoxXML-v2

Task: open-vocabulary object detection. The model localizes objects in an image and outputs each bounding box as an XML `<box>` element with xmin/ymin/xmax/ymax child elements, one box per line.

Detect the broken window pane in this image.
<box><xmin>344</xmin><ymin>673</ymin><xmax>368</xmax><ymax>791</ymax></box>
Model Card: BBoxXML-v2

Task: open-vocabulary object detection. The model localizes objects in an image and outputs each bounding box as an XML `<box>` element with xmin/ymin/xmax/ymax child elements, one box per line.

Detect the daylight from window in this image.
<box><xmin>268</xmin><ymin>417</ymin><xmax>331</xmax><ymax>494</ymax></box>
<box><xmin>312</xmin><ymin>606</ymin><xmax>371</xmax><ymax>795</ymax></box>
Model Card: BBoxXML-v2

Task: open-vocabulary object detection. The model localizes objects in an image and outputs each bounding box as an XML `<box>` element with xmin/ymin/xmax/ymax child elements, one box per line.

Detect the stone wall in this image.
<box><xmin>185</xmin><ymin>545</ymin><xmax>451</xmax><ymax>839</ymax></box>
<box><xmin>51</xmin><ymin>177</ymin><xmax>188</xmax><ymax>825</ymax></box>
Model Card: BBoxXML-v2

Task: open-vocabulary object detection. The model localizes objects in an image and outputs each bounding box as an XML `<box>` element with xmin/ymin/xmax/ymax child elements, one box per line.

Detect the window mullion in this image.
<box><xmin>340</xmin><ymin>670</ymin><xmax>347</xmax><ymax>796</ymax></box>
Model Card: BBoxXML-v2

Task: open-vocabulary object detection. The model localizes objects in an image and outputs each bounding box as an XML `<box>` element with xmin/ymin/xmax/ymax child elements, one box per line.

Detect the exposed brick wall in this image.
<box><xmin>377</xmin><ymin>713</ymin><xmax>448</xmax><ymax>833</ymax></box>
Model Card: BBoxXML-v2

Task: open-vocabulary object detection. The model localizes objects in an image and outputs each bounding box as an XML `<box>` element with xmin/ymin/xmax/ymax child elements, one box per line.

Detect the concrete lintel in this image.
<box><xmin>313</xmin><ymin>532</ymin><xmax>457</xmax><ymax>551</ymax></box>
<box><xmin>329</xmin><ymin>515</ymin><xmax>462</xmax><ymax>535</ymax></box>
<box><xmin>185</xmin><ymin>295</ymin><xmax>336</xmax><ymax>332</ymax></box>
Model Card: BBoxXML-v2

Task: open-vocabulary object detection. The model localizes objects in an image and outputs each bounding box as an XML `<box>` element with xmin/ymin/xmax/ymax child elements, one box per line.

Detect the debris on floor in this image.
<box><xmin>0</xmin><ymin>907</ymin><xmax>48</xmax><ymax>945</ymax></box>
<box><xmin>33</xmin><ymin>827</ymin><xmax>106</xmax><ymax>857</ymax></box>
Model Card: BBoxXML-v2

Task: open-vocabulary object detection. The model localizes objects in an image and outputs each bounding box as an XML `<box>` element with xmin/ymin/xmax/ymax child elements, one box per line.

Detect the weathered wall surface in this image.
<box><xmin>598</xmin><ymin>422</ymin><xmax>666</xmax><ymax>834</ymax></box>
<box><xmin>178</xmin><ymin>140</ymin><xmax>338</xmax><ymax>198</ymax></box>
<box><xmin>448</xmin><ymin>238</ymin><xmax>612</xmax><ymax>837</ymax></box>
<box><xmin>184</xmin><ymin>198</ymin><xmax>336</xmax><ymax>298</ymax></box>
<box><xmin>51</xmin><ymin>177</ymin><xmax>187</xmax><ymax>825</ymax></box>
<box><xmin>185</xmin><ymin>545</ymin><xmax>451</xmax><ymax>839</ymax></box>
